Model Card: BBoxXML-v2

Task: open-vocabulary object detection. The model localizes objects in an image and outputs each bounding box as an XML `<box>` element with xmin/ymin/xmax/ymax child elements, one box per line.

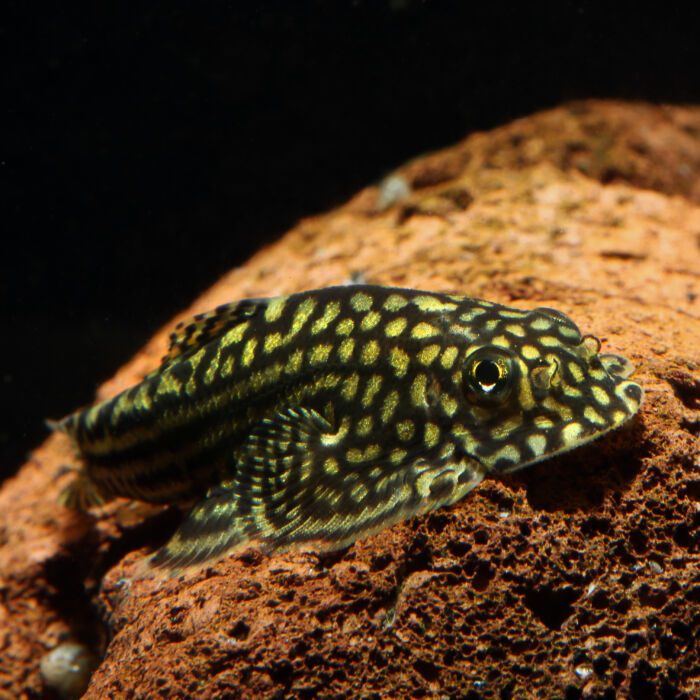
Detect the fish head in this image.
<box><xmin>444</xmin><ymin>303</ymin><xmax>643</xmax><ymax>474</ymax></box>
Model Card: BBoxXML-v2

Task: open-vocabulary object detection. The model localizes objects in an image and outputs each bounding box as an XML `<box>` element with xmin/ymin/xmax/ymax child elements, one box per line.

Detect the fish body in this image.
<box><xmin>58</xmin><ymin>286</ymin><xmax>643</xmax><ymax>571</ymax></box>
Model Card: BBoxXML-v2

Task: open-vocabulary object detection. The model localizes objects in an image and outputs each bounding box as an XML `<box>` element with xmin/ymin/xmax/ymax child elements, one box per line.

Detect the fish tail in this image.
<box><xmin>59</xmin><ymin>471</ymin><xmax>114</xmax><ymax>511</ymax></box>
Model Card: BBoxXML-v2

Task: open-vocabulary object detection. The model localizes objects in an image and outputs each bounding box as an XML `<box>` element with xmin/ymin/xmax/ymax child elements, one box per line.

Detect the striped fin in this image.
<box><xmin>160</xmin><ymin>298</ymin><xmax>267</xmax><ymax>366</ymax></box>
<box><xmin>48</xmin><ymin>418</ymin><xmax>112</xmax><ymax>510</ymax></box>
<box><xmin>59</xmin><ymin>470</ymin><xmax>114</xmax><ymax>510</ymax></box>
<box><xmin>149</xmin><ymin>406</ymin><xmax>334</xmax><ymax>572</ymax></box>
<box><xmin>148</xmin><ymin>407</ymin><xmax>486</xmax><ymax>574</ymax></box>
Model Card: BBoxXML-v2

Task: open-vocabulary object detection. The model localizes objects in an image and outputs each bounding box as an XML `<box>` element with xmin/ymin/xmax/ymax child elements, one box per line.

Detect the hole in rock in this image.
<box><xmin>524</xmin><ymin>584</ymin><xmax>580</xmax><ymax>630</ymax></box>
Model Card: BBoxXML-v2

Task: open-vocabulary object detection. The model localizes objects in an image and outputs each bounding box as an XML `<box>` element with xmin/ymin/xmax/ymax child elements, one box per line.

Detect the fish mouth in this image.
<box><xmin>462</xmin><ymin>370</ymin><xmax>644</xmax><ymax>476</ymax></box>
<box><xmin>450</xmin><ymin>341</ymin><xmax>644</xmax><ymax>476</ymax></box>
<box><xmin>506</xmin><ymin>374</ymin><xmax>643</xmax><ymax>474</ymax></box>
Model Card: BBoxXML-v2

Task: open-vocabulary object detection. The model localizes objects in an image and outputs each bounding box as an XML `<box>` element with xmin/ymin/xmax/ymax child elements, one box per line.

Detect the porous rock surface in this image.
<box><xmin>1</xmin><ymin>100</ymin><xmax>699</xmax><ymax>699</ymax></box>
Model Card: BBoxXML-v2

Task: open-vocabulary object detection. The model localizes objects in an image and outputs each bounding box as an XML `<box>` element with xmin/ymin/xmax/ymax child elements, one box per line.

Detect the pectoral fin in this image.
<box><xmin>148</xmin><ymin>406</ymin><xmax>486</xmax><ymax>574</ymax></box>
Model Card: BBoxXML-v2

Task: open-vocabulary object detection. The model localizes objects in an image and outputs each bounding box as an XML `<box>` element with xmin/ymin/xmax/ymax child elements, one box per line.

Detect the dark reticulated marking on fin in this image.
<box><xmin>150</xmin><ymin>406</ymin><xmax>487</xmax><ymax>572</ymax></box>
<box><xmin>54</xmin><ymin>285</ymin><xmax>643</xmax><ymax>575</ymax></box>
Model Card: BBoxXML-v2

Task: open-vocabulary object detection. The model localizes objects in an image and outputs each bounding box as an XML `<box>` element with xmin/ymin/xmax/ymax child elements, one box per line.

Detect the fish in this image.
<box><xmin>55</xmin><ymin>285</ymin><xmax>643</xmax><ymax>573</ymax></box>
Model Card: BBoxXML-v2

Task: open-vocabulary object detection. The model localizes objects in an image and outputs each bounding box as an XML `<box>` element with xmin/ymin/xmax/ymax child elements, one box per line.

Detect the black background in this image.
<box><xmin>3</xmin><ymin>2</ymin><xmax>698</xmax><ymax>477</ymax></box>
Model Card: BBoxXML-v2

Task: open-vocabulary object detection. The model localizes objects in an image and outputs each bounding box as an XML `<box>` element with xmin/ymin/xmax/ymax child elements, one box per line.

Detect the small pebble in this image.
<box><xmin>40</xmin><ymin>642</ymin><xmax>97</xmax><ymax>700</ymax></box>
<box><xmin>377</xmin><ymin>174</ymin><xmax>412</xmax><ymax>210</ymax></box>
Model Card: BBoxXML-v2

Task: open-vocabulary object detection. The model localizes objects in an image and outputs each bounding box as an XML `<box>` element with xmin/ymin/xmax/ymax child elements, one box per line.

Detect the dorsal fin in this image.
<box><xmin>160</xmin><ymin>298</ymin><xmax>267</xmax><ymax>366</ymax></box>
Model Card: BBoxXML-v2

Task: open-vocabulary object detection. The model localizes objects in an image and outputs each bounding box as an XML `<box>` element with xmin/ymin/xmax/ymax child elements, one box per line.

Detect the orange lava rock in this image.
<box><xmin>1</xmin><ymin>100</ymin><xmax>699</xmax><ymax>699</ymax></box>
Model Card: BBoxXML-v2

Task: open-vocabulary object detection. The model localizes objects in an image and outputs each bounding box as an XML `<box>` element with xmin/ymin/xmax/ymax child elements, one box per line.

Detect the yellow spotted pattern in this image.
<box><xmin>338</xmin><ymin>337</ymin><xmax>355</xmax><ymax>363</ymax></box>
<box><xmin>58</xmin><ymin>284</ymin><xmax>642</xmax><ymax>574</ymax></box>
<box><xmin>312</xmin><ymin>301</ymin><xmax>341</xmax><ymax>334</ymax></box>
<box><xmin>360</xmin><ymin>311</ymin><xmax>382</xmax><ymax>331</ymax></box>
<box><xmin>385</xmin><ymin>317</ymin><xmax>407</xmax><ymax>337</ymax></box>
<box><xmin>362</xmin><ymin>375</ymin><xmax>383</xmax><ymax>408</ymax></box>
<box><xmin>417</xmin><ymin>344</ymin><xmax>441</xmax><ymax>366</ymax></box>
<box><xmin>360</xmin><ymin>340</ymin><xmax>381</xmax><ymax>365</ymax></box>
<box><xmin>389</xmin><ymin>347</ymin><xmax>410</xmax><ymax>377</ymax></box>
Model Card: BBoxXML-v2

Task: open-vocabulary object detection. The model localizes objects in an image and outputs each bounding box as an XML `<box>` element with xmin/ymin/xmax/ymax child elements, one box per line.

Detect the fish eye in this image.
<box><xmin>474</xmin><ymin>359</ymin><xmax>500</xmax><ymax>388</ymax></box>
<box><xmin>465</xmin><ymin>347</ymin><xmax>518</xmax><ymax>403</ymax></box>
